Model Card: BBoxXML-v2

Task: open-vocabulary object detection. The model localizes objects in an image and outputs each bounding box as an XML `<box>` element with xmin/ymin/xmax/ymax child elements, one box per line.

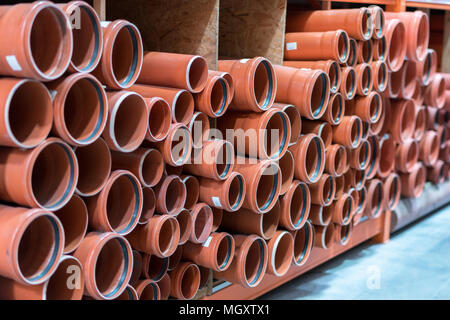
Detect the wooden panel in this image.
<box><xmin>202</xmin><ymin>212</ymin><xmax>388</xmax><ymax>300</ymax></box>
<box><xmin>105</xmin><ymin>0</ymin><xmax>219</xmax><ymax>70</ymax></box>
<box><xmin>219</xmin><ymin>0</ymin><xmax>287</xmax><ymax>65</ymax></box>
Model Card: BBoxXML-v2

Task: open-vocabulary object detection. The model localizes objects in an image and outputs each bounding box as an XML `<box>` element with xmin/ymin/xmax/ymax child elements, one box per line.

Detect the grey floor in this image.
<box><xmin>261</xmin><ymin>204</ymin><xmax>450</xmax><ymax>300</ymax></box>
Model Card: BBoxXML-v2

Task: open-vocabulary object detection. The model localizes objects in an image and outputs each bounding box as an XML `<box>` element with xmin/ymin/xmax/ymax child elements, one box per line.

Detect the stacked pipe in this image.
<box><xmin>0</xmin><ymin>1</ymin><xmax>448</xmax><ymax>301</ymax></box>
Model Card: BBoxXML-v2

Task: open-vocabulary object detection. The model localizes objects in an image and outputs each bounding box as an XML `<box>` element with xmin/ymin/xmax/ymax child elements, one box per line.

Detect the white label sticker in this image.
<box><xmin>239</xmin><ymin>58</ymin><xmax>250</xmax><ymax>64</ymax></box>
<box><xmin>100</xmin><ymin>21</ymin><xmax>111</xmax><ymax>28</ymax></box>
<box><xmin>212</xmin><ymin>196</ymin><xmax>222</xmax><ymax>208</ymax></box>
<box><xmin>6</xmin><ymin>55</ymin><xmax>22</xmax><ymax>71</ymax></box>
<box><xmin>286</xmin><ymin>42</ymin><xmax>297</xmax><ymax>51</ymax></box>
<box><xmin>202</xmin><ymin>236</ymin><xmax>213</xmax><ymax>247</ymax></box>
<box><xmin>299</xmin><ymin>68</ymin><xmax>312</xmax><ymax>71</ymax></box>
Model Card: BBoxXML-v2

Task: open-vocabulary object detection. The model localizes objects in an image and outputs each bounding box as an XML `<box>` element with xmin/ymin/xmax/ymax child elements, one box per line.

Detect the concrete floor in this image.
<box><xmin>261</xmin><ymin>204</ymin><xmax>450</xmax><ymax>300</ymax></box>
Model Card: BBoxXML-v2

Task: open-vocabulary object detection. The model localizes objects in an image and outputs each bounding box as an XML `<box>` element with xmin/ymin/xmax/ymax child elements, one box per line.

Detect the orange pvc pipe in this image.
<box><xmin>194</xmin><ymin>71</ymin><xmax>230</xmax><ymax>117</ymax></box>
<box><xmin>289</xmin><ymin>134</ymin><xmax>325</xmax><ymax>184</ymax></box>
<box><xmin>280</xmin><ymin>180</ymin><xmax>311</xmax><ymax>231</ymax></box>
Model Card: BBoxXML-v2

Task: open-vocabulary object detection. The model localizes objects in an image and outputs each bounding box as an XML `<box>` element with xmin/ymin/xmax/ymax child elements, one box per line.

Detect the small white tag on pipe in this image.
<box><xmin>6</xmin><ymin>55</ymin><xmax>22</xmax><ymax>71</ymax></box>
<box><xmin>286</xmin><ymin>42</ymin><xmax>297</xmax><ymax>51</ymax></box>
<box><xmin>212</xmin><ymin>196</ymin><xmax>222</xmax><ymax>208</ymax></box>
<box><xmin>100</xmin><ymin>21</ymin><xmax>111</xmax><ymax>28</ymax></box>
<box><xmin>299</xmin><ymin>68</ymin><xmax>312</xmax><ymax>71</ymax></box>
<box><xmin>202</xmin><ymin>236</ymin><xmax>213</xmax><ymax>247</ymax></box>
<box><xmin>239</xmin><ymin>58</ymin><xmax>250</xmax><ymax>64</ymax></box>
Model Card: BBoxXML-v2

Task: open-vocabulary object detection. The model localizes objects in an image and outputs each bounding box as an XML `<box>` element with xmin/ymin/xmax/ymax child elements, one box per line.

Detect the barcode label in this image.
<box><xmin>286</xmin><ymin>42</ymin><xmax>297</xmax><ymax>50</ymax></box>
<box><xmin>6</xmin><ymin>55</ymin><xmax>22</xmax><ymax>71</ymax></box>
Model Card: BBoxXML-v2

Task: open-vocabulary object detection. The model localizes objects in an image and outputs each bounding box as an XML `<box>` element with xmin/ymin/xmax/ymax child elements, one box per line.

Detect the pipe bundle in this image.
<box><xmin>0</xmin><ymin>1</ymin><xmax>448</xmax><ymax>301</ymax></box>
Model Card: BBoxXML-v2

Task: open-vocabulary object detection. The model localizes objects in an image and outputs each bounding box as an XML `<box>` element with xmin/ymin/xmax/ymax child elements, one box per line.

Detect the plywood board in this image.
<box><xmin>105</xmin><ymin>0</ymin><xmax>219</xmax><ymax>70</ymax></box>
<box><xmin>219</xmin><ymin>0</ymin><xmax>287</xmax><ymax>65</ymax></box>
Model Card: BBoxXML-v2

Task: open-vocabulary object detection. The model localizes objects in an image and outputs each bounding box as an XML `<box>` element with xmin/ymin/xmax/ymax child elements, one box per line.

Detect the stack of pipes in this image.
<box><xmin>0</xmin><ymin>1</ymin><xmax>448</xmax><ymax>301</ymax></box>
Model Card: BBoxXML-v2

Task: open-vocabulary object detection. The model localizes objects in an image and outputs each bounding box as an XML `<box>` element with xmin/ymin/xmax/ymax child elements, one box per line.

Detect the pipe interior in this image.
<box><xmin>165</xmin><ymin>178</ymin><xmax>185</xmax><ymax>213</ymax></box>
<box><xmin>284</xmin><ymin>106</ymin><xmax>301</xmax><ymax>143</ymax></box>
<box><xmin>228</xmin><ymin>175</ymin><xmax>242</xmax><ymax>209</ymax></box>
<box><xmin>346</xmin><ymin>70</ymin><xmax>355</xmax><ymax>97</ymax></box>
<box><xmin>338</xmin><ymin>32</ymin><xmax>347</xmax><ymax>62</ymax></box>
<box><xmin>106</xmin><ymin>175</ymin><xmax>138</xmax><ymax>233</ymax></box>
<box><xmin>183</xmin><ymin>177</ymin><xmax>199</xmax><ymax>210</ymax></box>
<box><xmin>389</xmin><ymin>177</ymin><xmax>399</xmax><ymax>207</ymax></box>
<box><xmin>12</xmin><ymin>92</ymin><xmax>52</xmax><ymax>162</ymax></box>
<box><xmin>331</xmin><ymin>94</ymin><xmax>343</xmax><ymax>124</ymax></box>
<box><xmin>264</xmin><ymin>112</ymin><xmax>285</xmax><ymax>158</ymax></box>
<box><xmin>262</xmin><ymin>203</ymin><xmax>280</xmax><ymax>239</ymax></box>
<box><xmin>359</xmin><ymin>141</ymin><xmax>369</xmax><ymax>168</ymax></box>
<box><xmin>141</xmin><ymin>188</ymin><xmax>155</xmax><ymax>223</ymax></box>
<box><xmin>404</xmin><ymin>62</ymin><xmax>416</xmax><ymax>95</ymax></box>
<box><xmin>177</xmin><ymin>209</ymin><xmax>191</xmax><ymax>241</ymax></box>
<box><xmin>253</xmin><ymin>62</ymin><xmax>271</xmax><ymax>107</ymax></box>
<box><xmin>389</xmin><ymin>23</ymin><xmax>405</xmax><ymax>69</ymax></box>
<box><xmin>416</xmin><ymin>14</ymin><xmax>429</xmax><ymax>59</ymax></box>
<box><xmin>75</xmin><ymin>139</ymin><xmax>111</xmax><ymax>195</ymax></box>
<box><xmin>310</xmin><ymin>74</ymin><xmax>327</xmax><ymax>116</ymax></box>
<box><xmin>323</xmin><ymin>176</ymin><xmax>333</xmax><ymax>204</ymax></box>
<box><xmin>142</xmin><ymin>149</ymin><xmax>164</xmax><ymax>187</ymax></box>
<box><xmin>173</xmin><ymin>91</ymin><xmax>193</xmax><ymax>124</ymax></box>
<box><xmin>210</xmin><ymin>78</ymin><xmax>226</xmax><ymax>114</ymax></box>
<box><xmin>46</xmin><ymin>258</ymin><xmax>83</xmax><ymax>300</ymax></box>
<box><xmin>279</xmin><ymin>151</ymin><xmax>294</xmax><ymax>191</ymax></box>
<box><xmin>361</xmin><ymin>10</ymin><xmax>370</xmax><ymax>38</ymax></box>
<box><xmin>32</xmin><ymin>143</ymin><xmax>72</xmax><ymax>208</ymax></box>
<box><xmin>216</xmin><ymin>142</ymin><xmax>232</xmax><ymax>179</ymax></box>
<box><xmin>348</xmin><ymin>40</ymin><xmax>356</xmax><ymax>66</ymax></box>
<box><xmin>379</xmin><ymin>139</ymin><xmax>395</xmax><ymax>174</ymax></box>
<box><xmin>350</xmin><ymin>119</ymin><xmax>360</xmax><ymax>146</ymax></box>
<box><xmin>8</xmin><ymin>81</ymin><xmax>52</xmax><ymax>147</ymax></box>
<box><xmin>390</xmin><ymin>69</ymin><xmax>402</xmax><ymax>96</ymax></box>
<box><xmin>329</xmin><ymin>62</ymin><xmax>338</xmax><ymax>92</ymax></box>
<box><xmin>55</xmin><ymin>195</ymin><xmax>87</xmax><ymax>253</ymax></box>
<box><xmin>148</xmin><ymin>99</ymin><xmax>171</xmax><ymax>140</ymax></box>
<box><xmin>305</xmin><ymin>139</ymin><xmax>319</xmax><ymax>178</ymax></box>
<box><xmin>401</xmin><ymin>102</ymin><xmax>415</xmax><ymax>140</ymax></box>
<box><xmin>194</xmin><ymin>206</ymin><xmax>211</xmax><ymax>241</ymax></box>
<box><xmin>335</xmin><ymin>146</ymin><xmax>346</xmax><ymax>175</ymax></box>
<box><xmin>30</xmin><ymin>7</ymin><xmax>67</xmax><ymax>76</ymax></box>
<box><xmin>319</xmin><ymin>123</ymin><xmax>332</xmax><ymax>147</ymax></box>
<box><xmin>114</xmin><ymin>94</ymin><xmax>147</xmax><ymax>151</ymax></box>
<box><xmin>361</xmin><ymin>66</ymin><xmax>371</xmax><ymax>93</ymax></box>
<box><xmin>158</xmin><ymin>219</ymin><xmax>175</xmax><ymax>254</ymax></box>
<box><xmin>147</xmin><ymin>256</ymin><xmax>167</xmax><ymax>280</ymax></box>
<box><xmin>18</xmin><ymin>215</ymin><xmax>57</xmax><ymax>281</ymax></box>
<box><xmin>293</xmin><ymin>226</ymin><xmax>308</xmax><ymax>262</ymax></box>
<box><xmin>111</xmin><ymin>27</ymin><xmax>134</xmax><ymax>83</ymax></box>
<box><xmin>290</xmin><ymin>185</ymin><xmax>306</xmax><ymax>227</ymax></box>
<box><xmin>245</xmin><ymin>240</ymin><xmax>262</xmax><ymax>284</ymax></box>
<box><xmin>378</xmin><ymin>63</ymin><xmax>387</xmax><ymax>89</ymax></box>
<box><xmin>216</xmin><ymin>236</ymin><xmax>231</xmax><ymax>269</ymax></box>
<box><xmin>369</xmin><ymin>95</ymin><xmax>379</xmax><ymax>121</ymax></box>
<box><xmin>71</xmin><ymin>6</ymin><xmax>98</xmax><ymax>70</ymax></box>
<box><xmin>181</xmin><ymin>265</ymin><xmax>199</xmax><ymax>299</ymax></box>
<box><xmin>324</xmin><ymin>225</ymin><xmax>334</xmax><ymax>248</ymax></box>
<box><xmin>256</xmin><ymin>167</ymin><xmax>277</xmax><ymax>209</ymax></box>
<box><xmin>94</xmin><ymin>238</ymin><xmax>126</xmax><ymax>296</ymax></box>
<box><xmin>170</xmin><ymin>127</ymin><xmax>190</xmax><ymax>164</ymax></box>
<box><xmin>64</xmin><ymin>78</ymin><xmax>102</xmax><ymax>142</ymax></box>
<box><xmin>342</xmin><ymin>197</ymin><xmax>352</xmax><ymax>223</ymax></box>
<box><xmin>188</xmin><ymin>57</ymin><xmax>208</xmax><ymax>92</ymax></box>
<box><xmin>140</xmin><ymin>282</ymin><xmax>157</xmax><ymax>300</ymax></box>
<box><xmin>274</xmin><ymin>233</ymin><xmax>293</xmax><ymax>275</ymax></box>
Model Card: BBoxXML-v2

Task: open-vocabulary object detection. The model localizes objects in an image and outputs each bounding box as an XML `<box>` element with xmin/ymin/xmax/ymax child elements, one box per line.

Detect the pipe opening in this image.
<box><xmin>190</xmin><ymin>112</ymin><xmax>209</xmax><ymax>148</ymax></box>
<box><xmin>216</xmin><ymin>142</ymin><xmax>233</xmax><ymax>179</ymax></box>
<box><xmin>245</xmin><ymin>239</ymin><xmax>265</xmax><ymax>286</ymax></box>
<box><xmin>106</xmin><ymin>174</ymin><xmax>140</xmax><ymax>234</ymax></box>
<box><xmin>401</xmin><ymin>102</ymin><xmax>415</xmax><ymax>141</ymax></box>
<box><xmin>30</xmin><ymin>7</ymin><xmax>70</xmax><ymax>78</ymax></box>
<box><xmin>342</xmin><ymin>197</ymin><xmax>352</xmax><ymax>224</ymax></box>
<box><xmin>148</xmin><ymin>99</ymin><xmax>171</xmax><ymax>141</ymax></box>
<box><xmin>323</xmin><ymin>224</ymin><xmax>334</xmax><ymax>249</ymax></box>
<box><xmin>361</xmin><ymin>9</ymin><xmax>370</xmax><ymax>39</ymax></box>
<box><xmin>211</xmin><ymin>78</ymin><xmax>227</xmax><ymax>115</ymax></box>
<box><xmin>371</xmin><ymin>183</ymin><xmax>383</xmax><ymax>217</ymax></box>
<box><xmin>71</xmin><ymin>6</ymin><xmax>101</xmax><ymax>71</ymax></box>
<box><xmin>254</xmin><ymin>60</ymin><xmax>274</xmax><ymax>110</ymax></box>
<box><xmin>406</xmin><ymin>142</ymin><xmax>418</xmax><ymax>170</ymax></box>
<box><xmin>370</xmin><ymin>94</ymin><xmax>380</xmax><ymax>122</ymax></box>
<box><xmin>257</xmin><ymin>165</ymin><xmax>279</xmax><ymax>211</ymax></box>
<box><xmin>375</xmin><ymin>10</ymin><xmax>384</xmax><ymax>38</ymax></box>
<box><xmin>338</xmin><ymin>31</ymin><xmax>348</xmax><ymax>62</ymax></box>
<box><xmin>331</xmin><ymin>94</ymin><xmax>343</xmax><ymax>124</ymax></box>
<box><xmin>362</xmin><ymin>40</ymin><xmax>372</xmax><ymax>63</ymax></box>
<box><xmin>141</xmin><ymin>149</ymin><xmax>164</xmax><ymax>187</ymax></box>
<box><xmin>273</xmin><ymin>233</ymin><xmax>293</xmax><ymax>275</ymax></box>
<box><xmin>141</xmin><ymin>188</ymin><xmax>155</xmax><ymax>223</ymax></box>
<box><xmin>389</xmin><ymin>177</ymin><xmax>399</xmax><ymax>208</ymax></box>
<box><xmin>140</xmin><ymin>281</ymin><xmax>158</xmax><ymax>300</ymax></box>
<box><xmin>111</xmin><ymin>26</ymin><xmax>139</xmax><ymax>86</ymax></box>
<box><xmin>322</xmin><ymin>206</ymin><xmax>332</xmax><ymax>225</ymax></box>
<box><xmin>378</xmin><ymin>36</ymin><xmax>386</xmax><ymax>60</ymax></box>
<box><xmin>173</xmin><ymin>91</ymin><xmax>194</xmax><ymax>124</ymax></box>
<box><xmin>64</xmin><ymin>78</ymin><xmax>105</xmax><ymax>143</ymax></box>
<box><xmin>45</xmin><ymin>257</ymin><xmax>83</xmax><ymax>300</ymax></box>
<box><xmin>335</xmin><ymin>146</ymin><xmax>346</xmax><ymax>175</ymax></box>
<box><xmin>165</xmin><ymin>178</ymin><xmax>185</xmax><ymax>213</ymax></box>
<box><xmin>359</xmin><ymin>141</ymin><xmax>369</xmax><ymax>168</ymax></box>
<box><xmin>311</xmin><ymin>74</ymin><xmax>328</xmax><ymax>117</ymax></box>
<box><xmin>8</xmin><ymin>81</ymin><xmax>52</xmax><ymax>148</ymax></box>
<box><xmin>416</xmin><ymin>14</ymin><xmax>429</xmax><ymax>59</ymax></box>
<box><xmin>414</xmin><ymin>108</ymin><xmax>425</xmax><ymax>140</ymax></box>
<box><xmin>329</xmin><ymin>62</ymin><xmax>339</xmax><ymax>92</ymax></box>
<box><xmin>113</xmin><ymin>94</ymin><xmax>147</xmax><ymax>151</ymax></box>
<box><xmin>378</xmin><ymin>63</ymin><xmax>387</xmax><ymax>90</ymax></box>
<box><xmin>366</xmin><ymin>137</ymin><xmax>378</xmax><ymax>177</ymax></box>
<box><xmin>193</xmin><ymin>205</ymin><xmax>211</xmax><ymax>242</ymax></box>
<box><xmin>170</xmin><ymin>127</ymin><xmax>191</xmax><ymax>165</ymax></box>
<box><xmin>351</xmin><ymin>118</ymin><xmax>361</xmax><ymax>147</ymax></box>
<box><xmin>262</xmin><ymin>203</ymin><xmax>280</xmax><ymax>239</ymax></box>
<box><xmin>323</xmin><ymin>176</ymin><xmax>334</xmax><ymax>205</ymax></box>
<box><xmin>264</xmin><ymin>112</ymin><xmax>287</xmax><ymax>158</ymax></box>
<box><xmin>188</xmin><ymin>56</ymin><xmax>208</xmax><ymax>93</ymax></box>
<box><xmin>379</xmin><ymin>138</ymin><xmax>395</xmax><ymax>174</ymax></box>
<box><xmin>340</xmin><ymin>224</ymin><xmax>351</xmax><ymax>243</ymax></box>
<box><xmin>291</xmin><ymin>183</ymin><xmax>307</xmax><ymax>228</ymax></box>
<box><xmin>283</xmin><ymin>105</ymin><xmax>301</xmax><ymax>144</ymax></box>
<box><xmin>95</xmin><ymin>237</ymin><xmax>129</xmax><ymax>297</ymax></box>
<box><xmin>361</xmin><ymin>66</ymin><xmax>371</xmax><ymax>94</ymax></box>
<box><xmin>146</xmin><ymin>255</ymin><xmax>168</xmax><ymax>281</ymax></box>
<box><xmin>404</xmin><ymin>62</ymin><xmax>416</xmax><ymax>96</ymax></box>
<box><xmin>180</xmin><ymin>178</ymin><xmax>196</xmax><ymax>211</ymax></box>
<box><xmin>318</xmin><ymin>123</ymin><xmax>332</xmax><ymax>148</ymax></box>
<box><xmin>55</xmin><ymin>195</ymin><xmax>87</xmax><ymax>253</ymax></box>
<box><xmin>158</xmin><ymin>219</ymin><xmax>177</xmax><ymax>255</ymax></box>
<box><xmin>75</xmin><ymin>138</ymin><xmax>111</xmax><ymax>196</ymax></box>
<box><xmin>18</xmin><ymin>215</ymin><xmax>60</xmax><ymax>283</ymax></box>
<box><xmin>293</xmin><ymin>224</ymin><xmax>310</xmax><ymax>264</ymax></box>
<box><xmin>180</xmin><ymin>264</ymin><xmax>200</xmax><ymax>299</ymax></box>
<box><xmin>176</xmin><ymin>209</ymin><xmax>192</xmax><ymax>244</ymax></box>
<box><xmin>228</xmin><ymin>174</ymin><xmax>243</xmax><ymax>210</ymax></box>
<box><xmin>348</xmin><ymin>40</ymin><xmax>357</xmax><ymax>66</ymax></box>
<box><xmin>32</xmin><ymin>143</ymin><xmax>75</xmax><ymax>209</ymax></box>
<box><xmin>355</xmin><ymin>169</ymin><xmax>365</xmax><ymax>189</ymax></box>
<box><xmin>423</xmin><ymin>53</ymin><xmax>431</xmax><ymax>83</ymax></box>
<box><xmin>388</xmin><ymin>22</ymin><xmax>406</xmax><ymax>70</ymax></box>
<box><xmin>216</xmin><ymin>235</ymin><xmax>232</xmax><ymax>270</ymax></box>
<box><xmin>358</xmin><ymin>187</ymin><xmax>366</xmax><ymax>212</ymax></box>
<box><xmin>346</xmin><ymin>69</ymin><xmax>356</xmax><ymax>98</ymax></box>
